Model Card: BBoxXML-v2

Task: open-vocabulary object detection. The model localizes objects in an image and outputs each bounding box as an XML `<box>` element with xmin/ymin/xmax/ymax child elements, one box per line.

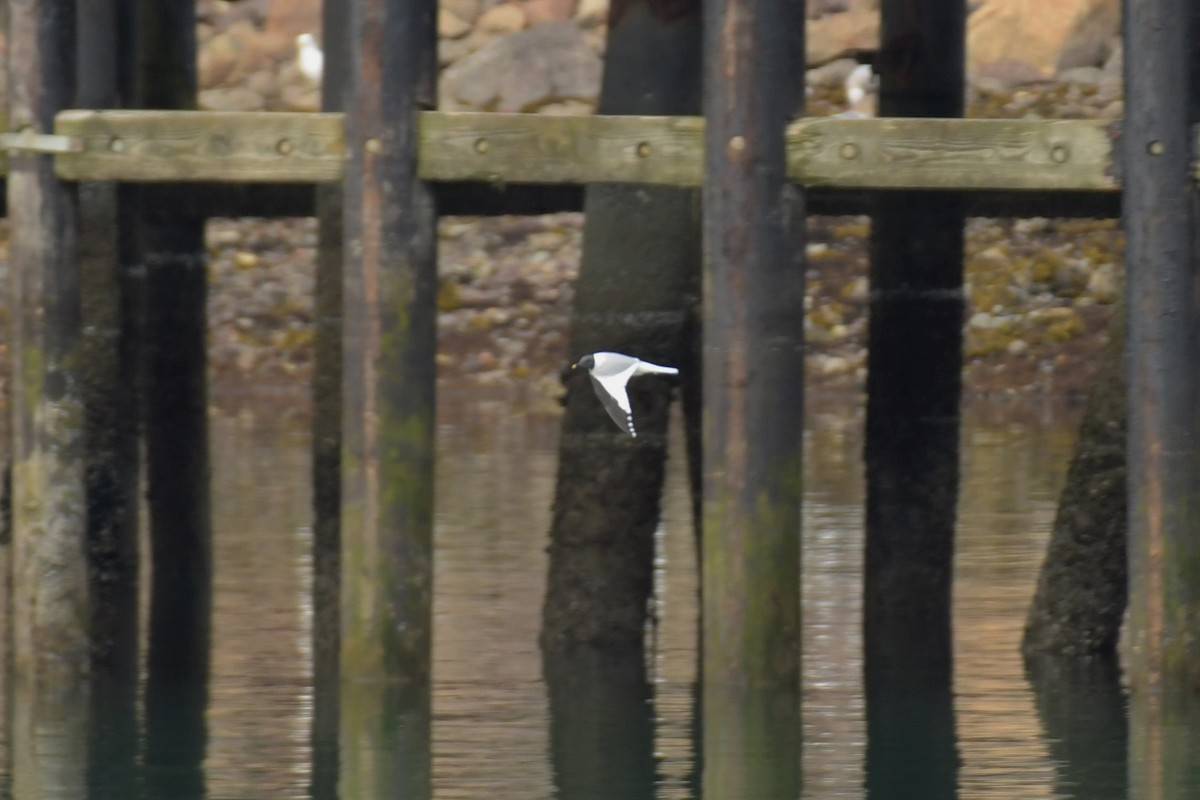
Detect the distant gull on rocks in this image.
<box><xmin>834</xmin><ymin>63</ymin><xmax>877</xmax><ymax>119</ymax></box>
<box><xmin>296</xmin><ymin>33</ymin><xmax>324</xmax><ymax>84</ymax></box>
<box><xmin>571</xmin><ymin>352</ymin><xmax>679</xmax><ymax>437</ymax></box>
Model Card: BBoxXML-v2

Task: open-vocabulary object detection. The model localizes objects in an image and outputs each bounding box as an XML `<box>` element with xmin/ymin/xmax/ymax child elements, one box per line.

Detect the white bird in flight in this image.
<box><xmin>296</xmin><ymin>33</ymin><xmax>324</xmax><ymax>84</ymax></box>
<box><xmin>572</xmin><ymin>352</ymin><xmax>679</xmax><ymax>437</ymax></box>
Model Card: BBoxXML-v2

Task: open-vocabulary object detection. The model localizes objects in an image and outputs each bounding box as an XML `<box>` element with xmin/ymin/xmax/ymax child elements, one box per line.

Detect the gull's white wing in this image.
<box><xmin>588</xmin><ymin>368</ymin><xmax>638</xmax><ymax>436</ymax></box>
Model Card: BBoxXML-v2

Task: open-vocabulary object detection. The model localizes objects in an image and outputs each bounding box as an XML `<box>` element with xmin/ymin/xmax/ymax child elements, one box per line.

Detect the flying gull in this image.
<box><xmin>572</xmin><ymin>352</ymin><xmax>679</xmax><ymax>437</ymax></box>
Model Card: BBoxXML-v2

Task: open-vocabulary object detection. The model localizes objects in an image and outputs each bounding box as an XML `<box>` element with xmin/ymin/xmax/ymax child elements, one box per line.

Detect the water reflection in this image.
<box><xmin>3</xmin><ymin>387</ymin><xmax>1200</xmax><ymax>798</ymax></box>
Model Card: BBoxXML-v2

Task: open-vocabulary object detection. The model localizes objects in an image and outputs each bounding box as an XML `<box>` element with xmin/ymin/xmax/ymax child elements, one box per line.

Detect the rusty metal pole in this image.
<box><xmin>341</xmin><ymin>0</ymin><xmax>436</xmax><ymax>793</ymax></box>
<box><xmin>1124</xmin><ymin>0</ymin><xmax>1200</xmax><ymax>788</ymax></box>
<box><xmin>700</xmin><ymin>0</ymin><xmax>806</xmax><ymax>768</ymax></box>
<box><xmin>701</xmin><ymin>0</ymin><xmax>805</xmax><ymax>690</ymax></box>
<box><xmin>342</xmin><ymin>0</ymin><xmax>437</xmax><ymax>685</ymax></box>
<box><xmin>1123</xmin><ymin>0</ymin><xmax>1200</xmax><ymax>694</ymax></box>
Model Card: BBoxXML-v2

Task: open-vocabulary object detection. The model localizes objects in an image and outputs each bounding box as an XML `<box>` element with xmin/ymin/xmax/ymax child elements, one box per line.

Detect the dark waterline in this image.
<box><xmin>0</xmin><ymin>385</ymin><xmax>1185</xmax><ymax>798</ymax></box>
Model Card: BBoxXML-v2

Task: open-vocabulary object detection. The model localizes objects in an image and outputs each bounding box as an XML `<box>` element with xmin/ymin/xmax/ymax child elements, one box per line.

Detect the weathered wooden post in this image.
<box><xmin>78</xmin><ymin>0</ymin><xmax>140</xmax><ymax>678</ymax></box>
<box><xmin>6</xmin><ymin>0</ymin><xmax>89</xmax><ymax>793</ymax></box>
<box><xmin>341</xmin><ymin>0</ymin><xmax>436</xmax><ymax>793</ymax></box>
<box><xmin>312</xmin><ymin>0</ymin><xmax>349</xmax><ymax>797</ymax></box>
<box><xmin>1124</xmin><ymin>0</ymin><xmax>1200</xmax><ymax>790</ymax></box>
<box><xmin>78</xmin><ymin>1</ymin><xmax>140</xmax><ymax>796</ymax></box>
<box><xmin>542</xmin><ymin>0</ymin><xmax>702</xmax><ymax>653</ymax></box>
<box><xmin>863</xmin><ymin>3</ymin><xmax>965</xmax><ymax>796</ymax></box>
<box><xmin>138</xmin><ymin>1</ymin><xmax>211</xmax><ymax>795</ymax></box>
<box><xmin>700</xmin><ymin>0</ymin><xmax>804</xmax><ymax>785</ymax></box>
<box><xmin>6</xmin><ymin>0</ymin><xmax>88</xmax><ymax>681</ymax></box>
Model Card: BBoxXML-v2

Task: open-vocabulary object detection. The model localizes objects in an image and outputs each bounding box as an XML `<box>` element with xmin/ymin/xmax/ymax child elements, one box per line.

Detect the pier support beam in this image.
<box><xmin>341</xmin><ymin>0</ymin><xmax>437</xmax><ymax>791</ymax></box>
<box><xmin>542</xmin><ymin>0</ymin><xmax>702</xmax><ymax>653</ymax></box>
<box><xmin>700</xmin><ymin>0</ymin><xmax>805</xmax><ymax>685</ymax></box>
<box><xmin>1123</xmin><ymin>0</ymin><xmax>1200</xmax><ymax>691</ymax></box>
<box><xmin>79</xmin><ymin>0</ymin><xmax>140</xmax><ymax>679</ymax></box>
<box><xmin>78</xmin><ymin>0</ymin><xmax>140</xmax><ymax>796</ymax></box>
<box><xmin>341</xmin><ymin>0</ymin><xmax>437</xmax><ymax>686</ymax></box>
<box><xmin>7</xmin><ymin>0</ymin><xmax>88</xmax><ymax>682</ymax></box>
<box><xmin>6</xmin><ymin>0</ymin><xmax>89</xmax><ymax>792</ymax></box>
<box><xmin>311</xmin><ymin>1</ymin><xmax>349</xmax><ymax>797</ymax></box>
<box><xmin>138</xmin><ymin>2</ymin><xmax>211</xmax><ymax>795</ymax></box>
<box><xmin>863</xmin><ymin>2</ymin><xmax>965</xmax><ymax>796</ymax></box>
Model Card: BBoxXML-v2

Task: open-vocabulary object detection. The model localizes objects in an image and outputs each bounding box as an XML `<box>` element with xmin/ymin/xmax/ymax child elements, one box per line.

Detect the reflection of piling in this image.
<box><xmin>700</xmin><ymin>0</ymin><xmax>805</xmax><ymax>687</ymax></box>
<box><xmin>340</xmin><ymin>0</ymin><xmax>437</xmax><ymax>684</ymax></box>
<box><xmin>1026</xmin><ymin>655</ymin><xmax>1127</xmax><ymax>800</ymax></box>
<box><xmin>7</xmin><ymin>0</ymin><xmax>89</xmax><ymax>681</ymax></box>
<box><xmin>311</xmin><ymin>2</ymin><xmax>348</xmax><ymax>797</ymax></box>
<box><xmin>1123</xmin><ymin>0</ymin><xmax>1200</xmax><ymax>692</ymax></box>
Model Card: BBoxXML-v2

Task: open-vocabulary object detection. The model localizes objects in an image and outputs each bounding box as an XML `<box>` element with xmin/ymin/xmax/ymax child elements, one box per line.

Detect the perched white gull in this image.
<box><xmin>844</xmin><ymin>63</ymin><xmax>874</xmax><ymax>107</ymax></box>
<box><xmin>572</xmin><ymin>352</ymin><xmax>679</xmax><ymax>437</ymax></box>
<box><xmin>296</xmin><ymin>33</ymin><xmax>324</xmax><ymax>84</ymax></box>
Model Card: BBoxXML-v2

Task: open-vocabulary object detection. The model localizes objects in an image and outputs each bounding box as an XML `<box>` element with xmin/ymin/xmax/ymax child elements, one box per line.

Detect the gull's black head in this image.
<box><xmin>573</xmin><ymin>354</ymin><xmax>596</xmax><ymax>371</ymax></box>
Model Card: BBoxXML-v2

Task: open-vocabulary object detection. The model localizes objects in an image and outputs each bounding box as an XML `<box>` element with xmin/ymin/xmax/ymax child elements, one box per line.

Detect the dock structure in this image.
<box><xmin>1</xmin><ymin>0</ymin><xmax>1198</xmax><ymax>788</ymax></box>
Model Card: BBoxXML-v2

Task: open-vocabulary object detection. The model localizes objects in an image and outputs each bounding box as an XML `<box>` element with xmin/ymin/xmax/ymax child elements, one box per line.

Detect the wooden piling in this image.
<box><xmin>863</xmin><ymin>1</ymin><xmax>965</xmax><ymax>793</ymax></box>
<box><xmin>700</xmin><ymin>0</ymin><xmax>805</xmax><ymax>686</ymax></box>
<box><xmin>78</xmin><ymin>0</ymin><xmax>140</xmax><ymax>679</ymax></box>
<box><xmin>312</xmin><ymin>1</ymin><xmax>349</xmax><ymax>797</ymax></box>
<box><xmin>340</xmin><ymin>0</ymin><xmax>438</xmax><ymax>684</ymax></box>
<box><xmin>6</xmin><ymin>0</ymin><xmax>88</xmax><ymax>681</ymax></box>
<box><xmin>137</xmin><ymin>1</ymin><xmax>211</xmax><ymax>790</ymax></box>
<box><xmin>541</xmin><ymin>0</ymin><xmax>701</xmax><ymax>653</ymax></box>
<box><xmin>1123</xmin><ymin>0</ymin><xmax>1200</xmax><ymax>690</ymax></box>
<box><xmin>77</xmin><ymin>1</ymin><xmax>140</xmax><ymax>796</ymax></box>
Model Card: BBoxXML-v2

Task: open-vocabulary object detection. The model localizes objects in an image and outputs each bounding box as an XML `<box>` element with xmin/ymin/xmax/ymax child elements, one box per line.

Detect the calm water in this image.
<box><xmin>1</xmin><ymin>383</ymin><xmax>1194</xmax><ymax>798</ymax></box>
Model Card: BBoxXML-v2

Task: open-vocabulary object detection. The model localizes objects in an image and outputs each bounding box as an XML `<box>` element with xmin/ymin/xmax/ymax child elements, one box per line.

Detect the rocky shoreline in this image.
<box><xmin>197</xmin><ymin>208</ymin><xmax>1121</xmax><ymax>408</ymax></box>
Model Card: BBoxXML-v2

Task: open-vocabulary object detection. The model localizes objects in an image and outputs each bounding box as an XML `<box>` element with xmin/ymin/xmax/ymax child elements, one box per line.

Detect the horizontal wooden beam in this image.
<box><xmin>55</xmin><ymin>110</ymin><xmax>345</xmax><ymax>182</ymax></box>
<box><xmin>789</xmin><ymin>117</ymin><xmax>1119</xmax><ymax>192</ymax></box>
<box><xmin>44</xmin><ymin>110</ymin><xmax>1123</xmax><ymax>194</ymax></box>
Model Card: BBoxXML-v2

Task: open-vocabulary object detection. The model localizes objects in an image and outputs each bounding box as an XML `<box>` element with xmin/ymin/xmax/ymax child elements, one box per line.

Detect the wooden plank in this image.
<box><xmin>791</xmin><ymin>117</ymin><xmax>1118</xmax><ymax>191</ymax></box>
<box><xmin>55</xmin><ymin>110</ymin><xmax>344</xmax><ymax>182</ymax></box>
<box><xmin>418</xmin><ymin>110</ymin><xmax>705</xmax><ymax>186</ymax></box>
<box><xmin>48</xmin><ymin>109</ymin><xmax>1123</xmax><ymax>192</ymax></box>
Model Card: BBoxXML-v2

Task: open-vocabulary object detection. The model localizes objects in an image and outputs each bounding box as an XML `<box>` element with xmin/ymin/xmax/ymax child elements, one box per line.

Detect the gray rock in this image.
<box><xmin>807</xmin><ymin>57</ymin><xmax>859</xmax><ymax>89</ymax></box>
<box><xmin>440</xmin><ymin>21</ymin><xmax>601</xmax><ymax>112</ymax></box>
<box><xmin>1057</xmin><ymin>66</ymin><xmax>1104</xmax><ymax>86</ymax></box>
<box><xmin>199</xmin><ymin>85</ymin><xmax>265</xmax><ymax>112</ymax></box>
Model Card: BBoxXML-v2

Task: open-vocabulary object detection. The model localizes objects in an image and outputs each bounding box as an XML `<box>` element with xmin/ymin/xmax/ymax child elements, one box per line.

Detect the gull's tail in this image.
<box><xmin>636</xmin><ymin>360</ymin><xmax>679</xmax><ymax>376</ymax></box>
